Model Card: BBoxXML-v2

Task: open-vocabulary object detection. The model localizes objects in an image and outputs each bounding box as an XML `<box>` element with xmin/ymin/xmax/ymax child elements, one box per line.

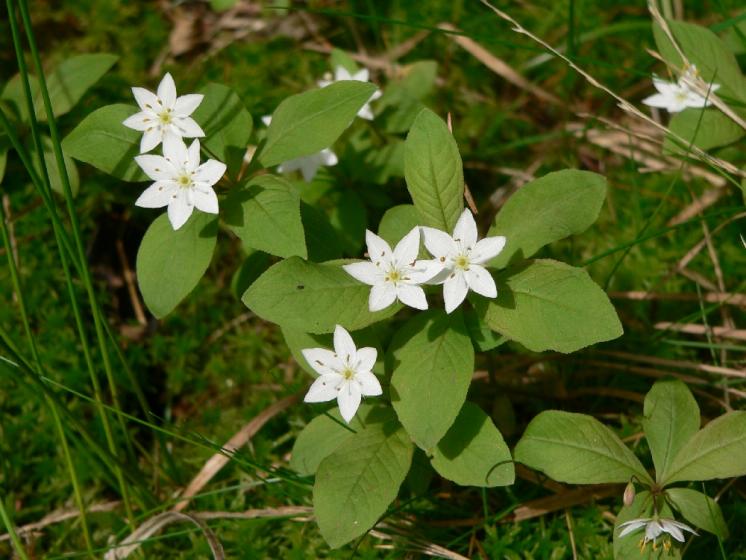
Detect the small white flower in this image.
<box><xmin>643</xmin><ymin>65</ymin><xmax>720</xmax><ymax>114</ymax></box>
<box><xmin>123</xmin><ymin>72</ymin><xmax>205</xmax><ymax>153</ymax></box>
<box><xmin>262</xmin><ymin>115</ymin><xmax>337</xmax><ymax>182</ymax></box>
<box><xmin>618</xmin><ymin>516</ymin><xmax>697</xmax><ymax>552</ymax></box>
<box><xmin>420</xmin><ymin>209</ymin><xmax>506</xmax><ymax>314</ymax></box>
<box><xmin>318</xmin><ymin>66</ymin><xmax>382</xmax><ymax>120</ymax></box>
<box><xmin>301</xmin><ymin>325</ymin><xmax>382</xmax><ymax>423</ymax></box>
<box><xmin>134</xmin><ymin>136</ymin><xmax>226</xmax><ymax>230</ymax></box>
<box><xmin>343</xmin><ymin>227</ymin><xmax>440</xmax><ymax>312</ymax></box>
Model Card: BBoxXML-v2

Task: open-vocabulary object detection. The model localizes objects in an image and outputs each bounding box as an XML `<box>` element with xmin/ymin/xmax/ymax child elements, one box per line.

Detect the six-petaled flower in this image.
<box><xmin>123</xmin><ymin>72</ymin><xmax>205</xmax><ymax>153</ymax></box>
<box><xmin>135</xmin><ymin>136</ymin><xmax>225</xmax><ymax>230</ymax></box>
<box><xmin>301</xmin><ymin>325</ymin><xmax>382</xmax><ymax>423</ymax></box>
<box><xmin>618</xmin><ymin>516</ymin><xmax>697</xmax><ymax>553</ymax></box>
<box><xmin>642</xmin><ymin>64</ymin><xmax>720</xmax><ymax>114</ymax></box>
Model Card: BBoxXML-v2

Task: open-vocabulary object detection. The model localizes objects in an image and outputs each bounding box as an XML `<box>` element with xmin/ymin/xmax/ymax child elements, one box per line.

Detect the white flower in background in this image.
<box><xmin>618</xmin><ymin>516</ymin><xmax>697</xmax><ymax>551</ymax></box>
<box><xmin>642</xmin><ymin>65</ymin><xmax>720</xmax><ymax>114</ymax></box>
<box><xmin>301</xmin><ymin>325</ymin><xmax>382</xmax><ymax>423</ymax></box>
<box><xmin>261</xmin><ymin>115</ymin><xmax>337</xmax><ymax>182</ymax></box>
<box><xmin>123</xmin><ymin>72</ymin><xmax>205</xmax><ymax>153</ymax></box>
<box><xmin>318</xmin><ymin>66</ymin><xmax>382</xmax><ymax>120</ymax></box>
<box><xmin>343</xmin><ymin>227</ymin><xmax>440</xmax><ymax>312</ymax></box>
<box><xmin>421</xmin><ymin>209</ymin><xmax>506</xmax><ymax>314</ymax></box>
<box><xmin>134</xmin><ymin>136</ymin><xmax>226</xmax><ymax>230</ymax></box>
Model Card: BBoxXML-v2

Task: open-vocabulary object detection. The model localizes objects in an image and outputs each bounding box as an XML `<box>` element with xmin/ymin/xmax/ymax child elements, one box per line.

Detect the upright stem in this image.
<box><xmin>0</xmin><ymin>201</ymin><xmax>94</xmax><ymax>554</ymax></box>
<box><xmin>6</xmin><ymin>0</ymin><xmax>135</xmax><ymax>525</ymax></box>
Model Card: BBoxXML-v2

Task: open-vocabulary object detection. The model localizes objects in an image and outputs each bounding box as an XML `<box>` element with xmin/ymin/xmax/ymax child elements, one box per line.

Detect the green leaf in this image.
<box><xmin>404</xmin><ymin>108</ymin><xmax>464</xmax><ymax>232</ymax></box>
<box><xmin>643</xmin><ymin>380</ymin><xmax>700</xmax><ymax>483</ymax></box>
<box><xmin>476</xmin><ymin>259</ymin><xmax>623</xmax><ymax>353</ymax></box>
<box><xmin>377</xmin><ymin>61</ymin><xmax>437</xmax><ymax>134</ymax></box>
<box><xmin>653</xmin><ymin>20</ymin><xmax>746</xmax><ymax>103</ymax></box>
<box><xmin>191</xmin><ymin>83</ymin><xmax>252</xmax><ymax>174</ymax></box>
<box><xmin>664</xmin><ymin>109</ymin><xmax>745</xmax><ymax>153</ymax></box>
<box><xmin>209</xmin><ymin>0</ymin><xmax>238</xmax><ymax>11</ymax></box>
<box><xmin>388</xmin><ymin>310</ymin><xmax>474</xmax><ymax>452</ymax></box>
<box><xmin>377</xmin><ymin>204</ymin><xmax>420</xmax><ymax>247</ymax></box>
<box><xmin>463</xmin><ymin>307</ymin><xmax>505</xmax><ymax>352</ymax></box>
<box><xmin>514</xmin><ymin>410</ymin><xmax>652</xmax><ymax>485</ymax></box>
<box><xmin>0</xmin><ymin>146</ymin><xmax>6</xmax><ymax>184</ymax></box>
<box><xmin>223</xmin><ymin>175</ymin><xmax>306</xmax><ymax>258</ymax></box>
<box><xmin>614</xmin><ymin>491</ymin><xmax>680</xmax><ymax>560</ymax></box>
<box><xmin>242</xmin><ymin>257</ymin><xmax>399</xmax><ymax>333</ymax></box>
<box><xmin>259</xmin><ymin>81</ymin><xmax>377</xmax><ymax>167</ymax></box>
<box><xmin>666</xmin><ymin>488</ymin><xmax>728</xmax><ymax>538</ymax></box>
<box><xmin>62</xmin><ymin>104</ymin><xmax>147</xmax><ymax>182</ymax></box>
<box><xmin>2</xmin><ymin>54</ymin><xmax>117</xmax><ymax>121</ymax></box>
<box><xmin>488</xmin><ymin>170</ymin><xmax>607</xmax><ymax>268</ymax></box>
<box><xmin>290</xmin><ymin>408</ymin><xmax>367</xmax><ymax>476</ymax></box>
<box><xmin>39</xmin><ymin>54</ymin><xmax>119</xmax><ymax>120</ymax></box>
<box><xmin>314</xmin><ymin>415</ymin><xmax>413</xmax><ymax>548</ymax></box>
<box><xmin>300</xmin><ymin>202</ymin><xmax>344</xmax><ymax>262</ymax></box>
<box><xmin>329</xmin><ymin>49</ymin><xmax>358</xmax><ymax>74</ymax></box>
<box><xmin>136</xmin><ymin>212</ymin><xmax>217</xmax><ymax>318</ymax></box>
<box><xmin>664</xmin><ymin>411</ymin><xmax>746</xmax><ymax>484</ymax></box>
<box><xmin>431</xmin><ymin>402</ymin><xmax>514</xmax><ymax>487</ymax></box>
<box><xmin>230</xmin><ymin>250</ymin><xmax>271</xmax><ymax>300</ymax></box>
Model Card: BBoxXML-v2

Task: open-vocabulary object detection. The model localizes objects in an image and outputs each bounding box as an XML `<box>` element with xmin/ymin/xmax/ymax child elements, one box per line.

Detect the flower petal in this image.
<box><xmin>163</xmin><ymin>134</ymin><xmax>189</xmax><ymax>166</ymax></box>
<box><xmin>421</xmin><ymin>226</ymin><xmax>457</xmax><ymax>260</ymax></box>
<box><xmin>369</xmin><ymin>282</ymin><xmax>397</xmax><ymax>312</ymax></box>
<box><xmin>187</xmin><ymin>139</ymin><xmax>201</xmax><ymax>172</ymax></box>
<box><xmin>365</xmin><ymin>230</ymin><xmax>393</xmax><ymax>266</ymax></box>
<box><xmin>301</xmin><ymin>348</ymin><xmax>343</xmax><ymax>376</ymax></box>
<box><xmin>465</xmin><ymin>264</ymin><xmax>497</xmax><ymax>298</ymax></box>
<box><xmin>357</xmin><ymin>104</ymin><xmax>374</xmax><ymax>120</ymax></box>
<box><xmin>140</xmin><ymin>128</ymin><xmax>162</xmax><ymax>153</ymax></box>
<box><xmin>409</xmin><ymin>259</ymin><xmax>448</xmax><ymax>285</ymax></box>
<box><xmin>319</xmin><ymin>149</ymin><xmax>338</xmax><ymax>166</ymax></box>
<box><xmin>335</xmin><ymin>66</ymin><xmax>352</xmax><ymax>81</ymax></box>
<box><xmin>134</xmin><ymin>154</ymin><xmax>175</xmax><ymax>181</ymax></box>
<box><xmin>135</xmin><ymin>181</ymin><xmax>177</xmax><ymax>208</ymax></box>
<box><xmin>642</xmin><ymin>92</ymin><xmax>674</xmax><ymax>109</ymax></box>
<box><xmin>443</xmin><ymin>271</ymin><xmax>469</xmax><ymax>314</ymax></box>
<box><xmin>471</xmin><ymin>235</ymin><xmax>507</xmax><ymax>264</ymax></box>
<box><xmin>192</xmin><ymin>186</ymin><xmax>219</xmax><ymax>214</ymax></box>
<box><xmin>167</xmin><ymin>191</ymin><xmax>193</xmax><ymax>230</ymax></box>
<box><xmin>173</xmin><ymin>116</ymin><xmax>205</xmax><ymax>138</ymax></box>
<box><xmin>661</xmin><ymin>521</ymin><xmax>685</xmax><ymax>543</ymax></box>
<box><xmin>343</xmin><ymin>261</ymin><xmax>382</xmax><ymax>286</ymax></box>
<box><xmin>354</xmin><ymin>347</ymin><xmax>377</xmax><ymax>373</ymax></box>
<box><xmin>193</xmin><ymin>160</ymin><xmax>226</xmax><ymax>186</ymax></box>
<box><xmin>333</xmin><ymin>325</ymin><xmax>357</xmax><ymax>363</ymax></box>
<box><xmin>645</xmin><ymin>520</ymin><xmax>663</xmax><ymax>542</ymax></box>
<box><xmin>132</xmin><ymin>87</ymin><xmax>160</xmax><ymax>112</ymax></box>
<box><xmin>173</xmin><ymin>93</ymin><xmax>203</xmax><ymax>116</ymax></box>
<box><xmin>397</xmin><ymin>284</ymin><xmax>428</xmax><ymax>310</ymax></box>
<box><xmin>618</xmin><ymin>519</ymin><xmax>649</xmax><ymax>538</ymax></box>
<box><xmin>299</xmin><ymin>156</ymin><xmax>321</xmax><ymax>182</ymax></box>
<box><xmin>122</xmin><ymin>111</ymin><xmax>152</xmax><ymax>131</ymax></box>
<box><xmin>453</xmin><ymin>209</ymin><xmax>478</xmax><ymax>249</ymax></box>
<box><xmin>337</xmin><ymin>381</ymin><xmax>362</xmax><ymax>423</ymax></box>
<box><xmin>393</xmin><ymin>227</ymin><xmax>420</xmax><ymax>267</ymax></box>
<box><xmin>351</xmin><ymin>68</ymin><xmax>369</xmax><ymax>82</ymax></box>
<box><xmin>652</xmin><ymin>77</ymin><xmax>676</xmax><ymax>95</ymax></box>
<box><xmin>157</xmin><ymin>72</ymin><xmax>177</xmax><ymax>108</ymax></box>
<box><xmin>357</xmin><ymin>371</ymin><xmax>382</xmax><ymax>397</ymax></box>
<box><xmin>261</xmin><ymin>115</ymin><xmax>272</xmax><ymax>126</ymax></box>
<box><xmin>304</xmin><ymin>374</ymin><xmax>342</xmax><ymax>403</ymax></box>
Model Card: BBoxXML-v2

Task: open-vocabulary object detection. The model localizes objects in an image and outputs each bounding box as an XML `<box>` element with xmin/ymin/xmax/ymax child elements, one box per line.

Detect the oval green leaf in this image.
<box><xmin>136</xmin><ymin>212</ymin><xmax>218</xmax><ymax>318</ymax></box>
<box><xmin>514</xmin><ymin>410</ymin><xmax>652</xmax><ymax>485</ymax></box>
<box><xmin>666</xmin><ymin>488</ymin><xmax>728</xmax><ymax>539</ymax></box>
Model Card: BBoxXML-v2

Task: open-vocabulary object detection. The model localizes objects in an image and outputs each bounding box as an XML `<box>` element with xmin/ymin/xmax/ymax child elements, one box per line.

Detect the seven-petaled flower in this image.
<box><xmin>318</xmin><ymin>66</ymin><xmax>382</xmax><ymax>120</ymax></box>
<box><xmin>420</xmin><ymin>209</ymin><xmax>506</xmax><ymax>314</ymax></box>
<box><xmin>135</xmin><ymin>136</ymin><xmax>226</xmax><ymax>230</ymax></box>
<box><xmin>261</xmin><ymin>115</ymin><xmax>338</xmax><ymax>182</ymax></box>
<box><xmin>618</xmin><ymin>516</ymin><xmax>697</xmax><ymax>552</ymax></box>
<box><xmin>123</xmin><ymin>72</ymin><xmax>205</xmax><ymax>153</ymax></box>
<box><xmin>343</xmin><ymin>227</ymin><xmax>440</xmax><ymax>312</ymax></box>
<box><xmin>301</xmin><ymin>325</ymin><xmax>382</xmax><ymax>423</ymax></box>
<box><xmin>642</xmin><ymin>65</ymin><xmax>720</xmax><ymax>114</ymax></box>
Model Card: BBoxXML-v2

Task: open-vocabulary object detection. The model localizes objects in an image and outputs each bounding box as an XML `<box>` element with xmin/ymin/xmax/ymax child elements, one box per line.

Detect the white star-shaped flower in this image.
<box><xmin>420</xmin><ymin>209</ymin><xmax>507</xmax><ymax>314</ymax></box>
<box><xmin>123</xmin><ymin>73</ymin><xmax>205</xmax><ymax>153</ymax></box>
<box><xmin>301</xmin><ymin>325</ymin><xmax>382</xmax><ymax>423</ymax></box>
<box><xmin>134</xmin><ymin>136</ymin><xmax>226</xmax><ymax>230</ymax></box>
<box><xmin>343</xmin><ymin>227</ymin><xmax>440</xmax><ymax>312</ymax></box>
<box><xmin>318</xmin><ymin>66</ymin><xmax>382</xmax><ymax>120</ymax></box>
<box><xmin>643</xmin><ymin>65</ymin><xmax>720</xmax><ymax>114</ymax></box>
<box><xmin>618</xmin><ymin>517</ymin><xmax>697</xmax><ymax>552</ymax></box>
<box><xmin>261</xmin><ymin>115</ymin><xmax>337</xmax><ymax>182</ymax></box>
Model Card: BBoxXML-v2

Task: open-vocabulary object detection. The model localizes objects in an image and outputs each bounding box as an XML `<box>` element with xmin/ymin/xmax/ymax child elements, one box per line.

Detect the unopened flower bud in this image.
<box><xmin>623</xmin><ymin>481</ymin><xmax>636</xmax><ymax>507</ymax></box>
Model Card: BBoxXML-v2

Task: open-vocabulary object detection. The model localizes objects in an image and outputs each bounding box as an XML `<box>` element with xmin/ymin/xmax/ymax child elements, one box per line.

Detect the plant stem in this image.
<box><xmin>0</xmin><ymin>497</ymin><xmax>30</xmax><ymax>560</ymax></box>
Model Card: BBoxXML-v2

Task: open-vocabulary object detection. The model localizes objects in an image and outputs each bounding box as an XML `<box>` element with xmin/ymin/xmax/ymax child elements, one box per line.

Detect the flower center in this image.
<box><xmin>341</xmin><ymin>367</ymin><xmax>355</xmax><ymax>380</ymax></box>
<box><xmin>177</xmin><ymin>174</ymin><xmax>193</xmax><ymax>188</ymax></box>
<box><xmin>454</xmin><ymin>254</ymin><xmax>470</xmax><ymax>270</ymax></box>
<box><xmin>158</xmin><ymin>109</ymin><xmax>173</xmax><ymax>124</ymax></box>
<box><xmin>385</xmin><ymin>269</ymin><xmax>402</xmax><ymax>284</ymax></box>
